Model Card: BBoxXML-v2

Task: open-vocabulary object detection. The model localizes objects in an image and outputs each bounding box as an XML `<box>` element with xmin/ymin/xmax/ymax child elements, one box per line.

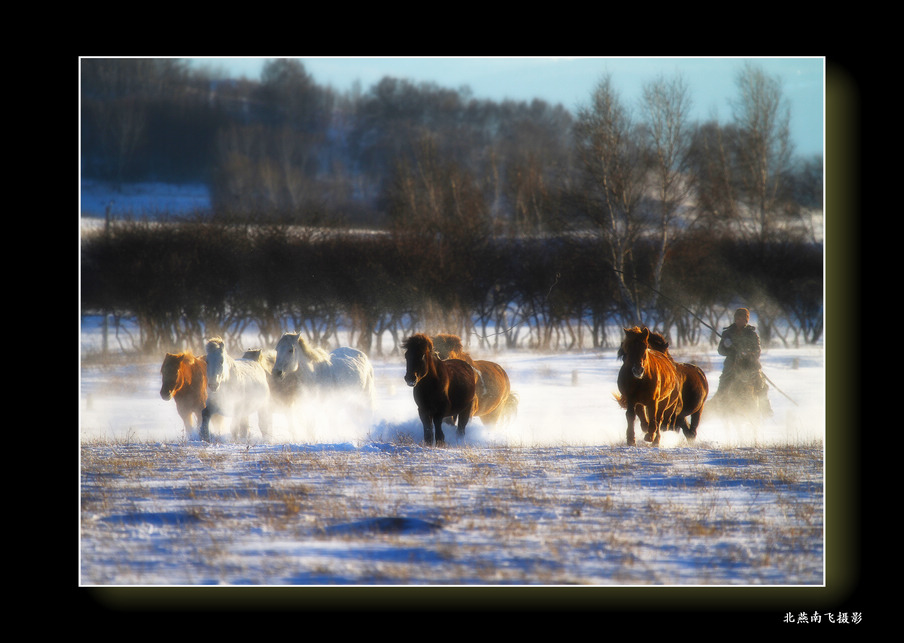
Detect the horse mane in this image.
<box><xmin>162</xmin><ymin>351</ymin><xmax>196</xmax><ymax>384</ymax></box>
<box><xmin>165</xmin><ymin>349</ymin><xmax>197</xmax><ymax>360</ymax></box>
<box><xmin>241</xmin><ymin>348</ymin><xmax>276</xmax><ymax>371</ymax></box>
<box><xmin>618</xmin><ymin>326</ymin><xmax>671</xmax><ymax>359</ymax></box>
<box><xmin>296</xmin><ymin>336</ymin><xmax>330</xmax><ymax>363</ymax></box>
<box><xmin>402</xmin><ymin>333</ymin><xmax>433</xmax><ymax>355</ymax></box>
<box><xmin>432</xmin><ymin>333</ymin><xmax>474</xmax><ymax>364</ymax></box>
<box><xmin>164</xmin><ymin>351</ymin><xmax>186</xmax><ymax>365</ymax></box>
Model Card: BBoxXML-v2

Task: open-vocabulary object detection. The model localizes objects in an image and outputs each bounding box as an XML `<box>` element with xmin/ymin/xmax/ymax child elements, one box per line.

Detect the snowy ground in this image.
<box><xmin>80</xmin><ymin>318</ymin><xmax>825</xmax><ymax>590</ymax></box>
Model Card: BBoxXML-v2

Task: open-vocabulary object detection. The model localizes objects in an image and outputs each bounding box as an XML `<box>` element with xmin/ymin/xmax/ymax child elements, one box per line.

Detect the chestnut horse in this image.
<box><xmin>403</xmin><ymin>333</ymin><xmax>477</xmax><ymax>446</ymax></box>
<box><xmin>159</xmin><ymin>351</ymin><xmax>207</xmax><ymax>437</ymax></box>
<box><xmin>614</xmin><ymin>327</ymin><xmax>682</xmax><ymax>446</ymax></box>
<box><xmin>432</xmin><ymin>333</ymin><xmax>519</xmax><ymax>428</ymax></box>
<box><xmin>630</xmin><ymin>330</ymin><xmax>709</xmax><ymax>443</ymax></box>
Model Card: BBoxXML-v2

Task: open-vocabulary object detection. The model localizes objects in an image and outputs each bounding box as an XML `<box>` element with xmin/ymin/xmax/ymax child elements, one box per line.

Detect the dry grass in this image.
<box><xmin>80</xmin><ymin>437</ymin><xmax>824</xmax><ymax>585</ymax></box>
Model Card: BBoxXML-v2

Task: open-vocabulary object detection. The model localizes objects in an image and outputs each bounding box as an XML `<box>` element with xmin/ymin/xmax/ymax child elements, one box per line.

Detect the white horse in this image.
<box><xmin>242</xmin><ymin>346</ymin><xmax>302</xmax><ymax>433</ymax></box>
<box><xmin>272</xmin><ymin>332</ymin><xmax>376</xmax><ymax>421</ymax></box>
<box><xmin>200</xmin><ymin>337</ymin><xmax>272</xmax><ymax>442</ymax></box>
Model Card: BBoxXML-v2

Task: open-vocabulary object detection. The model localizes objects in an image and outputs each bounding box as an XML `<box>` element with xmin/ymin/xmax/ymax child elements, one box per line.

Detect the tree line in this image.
<box><xmin>81</xmin><ymin>58</ymin><xmax>823</xmax><ymax>354</ymax></box>
<box><xmin>82</xmin><ymin>222</ymin><xmax>823</xmax><ymax>356</ymax></box>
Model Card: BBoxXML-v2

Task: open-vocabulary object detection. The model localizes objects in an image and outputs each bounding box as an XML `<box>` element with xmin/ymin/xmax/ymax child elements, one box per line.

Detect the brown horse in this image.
<box><xmin>614</xmin><ymin>327</ymin><xmax>682</xmax><ymax>446</ymax></box>
<box><xmin>432</xmin><ymin>333</ymin><xmax>519</xmax><ymax>428</ymax></box>
<box><xmin>160</xmin><ymin>351</ymin><xmax>208</xmax><ymax>437</ymax></box>
<box><xmin>403</xmin><ymin>333</ymin><xmax>478</xmax><ymax>446</ymax></box>
<box><xmin>630</xmin><ymin>331</ymin><xmax>709</xmax><ymax>443</ymax></box>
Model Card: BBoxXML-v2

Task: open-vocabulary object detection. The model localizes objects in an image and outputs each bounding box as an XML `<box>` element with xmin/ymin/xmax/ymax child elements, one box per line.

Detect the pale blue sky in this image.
<box><xmin>188</xmin><ymin>56</ymin><xmax>824</xmax><ymax>157</ymax></box>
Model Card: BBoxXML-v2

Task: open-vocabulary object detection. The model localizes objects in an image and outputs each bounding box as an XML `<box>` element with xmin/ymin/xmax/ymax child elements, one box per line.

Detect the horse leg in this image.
<box><xmin>682</xmin><ymin>411</ymin><xmax>699</xmax><ymax>444</ymax></box>
<box><xmin>420</xmin><ymin>409</ymin><xmax>437</xmax><ymax>446</ymax></box>
<box><xmin>636</xmin><ymin>403</ymin><xmax>649</xmax><ymax>434</ymax></box>
<box><xmin>233</xmin><ymin>417</ymin><xmax>251</xmax><ymax>440</ymax></box>
<box><xmin>456</xmin><ymin>412</ymin><xmax>471</xmax><ymax>439</ymax></box>
<box><xmin>200</xmin><ymin>407</ymin><xmax>212</xmax><ymax>442</ymax></box>
<box><xmin>259</xmin><ymin>405</ymin><xmax>272</xmax><ymax>441</ymax></box>
<box><xmin>626</xmin><ymin>406</ymin><xmax>637</xmax><ymax>446</ymax></box>
<box><xmin>643</xmin><ymin>404</ymin><xmax>655</xmax><ymax>442</ymax></box>
<box><xmin>434</xmin><ymin>414</ymin><xmax>447</xmax><ymax>445</ymax></box>
<box><xmin>180</xmin><ymin>411</ymin><xmax>194</xmax><ymax>439</ymax></box>
<box><xmin>480</xmin><ymin>408</ymin><xmax>499</xmax><ymax>429</ymax></box>
<box><xmin>455</xmin><ymin>397</ymin><xmax>476</xmax><ymax>439</ymax></box>
<box><xmin>646</xmin><ymin>403</ymin><xmax>662</xmax><ymax>446</ymax></box>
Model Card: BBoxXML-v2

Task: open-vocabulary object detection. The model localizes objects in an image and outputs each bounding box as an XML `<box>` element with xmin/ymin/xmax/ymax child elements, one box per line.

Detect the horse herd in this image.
<box><xmin>160</xmin><ymin>326</ymin><xmax>710</xmax><ymax>447</ymax></box>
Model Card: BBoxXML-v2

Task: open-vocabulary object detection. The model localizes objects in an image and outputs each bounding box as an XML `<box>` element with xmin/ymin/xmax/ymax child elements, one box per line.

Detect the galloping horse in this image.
<box><xmin>632</xmin><ymin>331</ymin><xmax>709</xmax><ymax>443</ymax></box>
<box><xmin>200</xmin><ymin>337</ymin><xmax>272</xmax><ymax>442</ymax></box>
<box><xmin>159</xmin><ymin>350</ymin><xmax>207</xmax><ymax>438</ymax></box>
<box><xmin>432</xmin><ymin>333</ymin><xmax>519</xmax><ymax>428</ymax></box>
<box><xmin>614</xmin><ymin>327</ymin><xmax>682</xmax><ymax>446</ymax></box>
<box><xmin>403</xmin><ymin>333</ymin><xmax>478</xmax><ymax>446</ymax></box>
<box><xmin>272</xmin><ymin>332</ymin><xmax>375</xmax><ymax>410</ymax></box>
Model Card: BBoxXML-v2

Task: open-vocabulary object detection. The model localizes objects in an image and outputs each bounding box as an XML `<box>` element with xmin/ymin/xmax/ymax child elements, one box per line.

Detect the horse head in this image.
<box><xmin>160</xmin><ymin>352</ymin><xmax>185</xmax><ymax>400</ymax></box>
<box><xmin>621</xmin><ymin>327</ymin><xmax>652</xmax><ymax>380</ymax></box>
<box><xmin>402</xmin><ymin>333</ymin><xmax>434</xmax><ymax>387</ymax></box>
<box><xmin>205</xmin><ymin>338</ymin><xmax>228</xmax><ymax>392</ymax></box>
<box><xmin>273</xmin><ymin>332</ymin><xmax>301</xmax><ymax>379</ymax></box>
<box><xmin>618</xmin><ymin>328</ymin><xmax>670</xmax><ymax>363</ymax></box>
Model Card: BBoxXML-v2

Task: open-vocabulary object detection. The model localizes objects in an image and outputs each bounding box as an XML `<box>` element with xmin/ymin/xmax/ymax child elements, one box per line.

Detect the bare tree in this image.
<box><xmin>730</xmin><ymin>62</ymin><xmax>794</xmax><ymax>245</ymax></box>
<box><xmin>258</xmin><ymin>58</ymin><xmax>329</xmax><ymax>132</ymax></box>
<box><xmin>688</xmin><ymin>120</ymin><xmax>741</xmax><ymax>234</ymax></box>
<box><xmin>640</xmin><ymin>72</ymin><xmax>695</xmax><ymax>298</ymax></box>
<box><xmin>507</xmin><ymin>152</ymin><xmax>551</xmax><ymax>235</ymax></box>
<box><xmin>574</xmin><ymin>75</ymin><xmax>649</xmax><ymax>323</ymax></box>
<box><xmin>385</xmin><ymin>134</ymin><xmax>490</xmax><ymax>247</ymax></box>
<box><xmin>82</xmin><ymin>59</ymin><xmax>150</xmax><ymax>187</ymax></box>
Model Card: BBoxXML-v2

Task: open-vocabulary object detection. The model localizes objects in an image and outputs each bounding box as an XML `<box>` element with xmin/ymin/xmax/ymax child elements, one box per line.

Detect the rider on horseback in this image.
<box><xmin>711</xmin><ymin>307</ymin><xmax>773</xmax><ymax>416</ymax></box>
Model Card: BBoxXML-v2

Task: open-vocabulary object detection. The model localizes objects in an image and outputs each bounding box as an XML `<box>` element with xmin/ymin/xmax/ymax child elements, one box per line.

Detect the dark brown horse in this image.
<box><xmin>403</xmin><ymin>333</ymin><xmax>478</xmax><ymax>446</ymax></box>
<box><xmin>432</xmin><ymin>334</ymin><xmax>519</xmax><ymax>428</ymax></box>
<box><xmin>630</xmin><ymin>330</ymin><xmax>709</xmax><ymax>443</ymax></box>
<box><xmin>160</xmin><ymin>351</ymin><xmax>208</xmax><ymax>437</ymax></box>
<box><xmin>614</xmin><ymin>327</ymin><xmax>682</xmax><ymax>446</ymax></box>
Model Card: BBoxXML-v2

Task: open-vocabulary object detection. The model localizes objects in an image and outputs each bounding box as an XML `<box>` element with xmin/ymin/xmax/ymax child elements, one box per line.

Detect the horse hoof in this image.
<box><xmin>643</xmin><ymin>432</ymin><xmax>654</xmax><ymax>442</ymax></box>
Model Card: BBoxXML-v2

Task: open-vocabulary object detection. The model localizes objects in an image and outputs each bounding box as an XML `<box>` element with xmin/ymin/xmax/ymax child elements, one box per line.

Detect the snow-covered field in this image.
<box><xmin>80</xmin><ymin>317</ymin><xmax>825</xmax><ymax>589</ymax></box>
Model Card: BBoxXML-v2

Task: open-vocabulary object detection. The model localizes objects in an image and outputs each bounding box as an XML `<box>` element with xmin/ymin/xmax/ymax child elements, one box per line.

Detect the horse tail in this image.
<box><xmin>501</xmin><ymin>391</ymin><xmax>519</xmax><ymax>423</ymax></box>
<box><xmin>612</xmin><ymin>391</ymin><xmax>629</xmax><ymax>409</ymax></box>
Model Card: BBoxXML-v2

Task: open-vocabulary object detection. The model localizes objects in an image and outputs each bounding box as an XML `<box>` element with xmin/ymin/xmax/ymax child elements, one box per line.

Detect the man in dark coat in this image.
<box><xmin>712</xmin><ymin>307</ymin><xmax>773</xmax><ymax>416</ymax></box>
